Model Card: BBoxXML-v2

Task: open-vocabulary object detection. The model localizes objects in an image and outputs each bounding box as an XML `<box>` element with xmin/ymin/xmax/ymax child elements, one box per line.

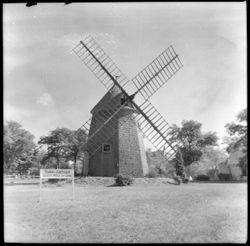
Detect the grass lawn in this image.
<box><xmin>4</xmin><ymin>182</ymin><xmax>247</xmax><ymax>243</ymax></box>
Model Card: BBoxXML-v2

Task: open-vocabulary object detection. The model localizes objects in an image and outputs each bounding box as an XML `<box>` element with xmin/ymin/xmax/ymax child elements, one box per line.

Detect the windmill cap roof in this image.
<box><xmin>91</xmin><ymin>84</ymin><xmax>123</xmax><ymax>114</ymax></box>
<box><xmin>91</xmin><ymin>84</ymin><xmax>138</xmax><ymax>114</ymax></box>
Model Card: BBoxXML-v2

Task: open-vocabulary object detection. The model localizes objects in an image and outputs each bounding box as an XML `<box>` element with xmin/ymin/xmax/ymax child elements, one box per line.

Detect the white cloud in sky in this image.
<box><xmin>36</xmin><ymin>93</ymin><xmax>54</xmax><ymax>107</ymax></box>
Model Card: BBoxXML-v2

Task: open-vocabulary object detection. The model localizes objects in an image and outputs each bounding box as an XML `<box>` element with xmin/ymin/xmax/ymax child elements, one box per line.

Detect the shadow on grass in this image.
<box><xmin>107</xmin><ymin>180</ymin><xmax>183</xmax><ymax>186</ymax></box>
<box><xmin>166</xmin><ymin>181</ymin><xmax>183</xmax><ymax>185</ymax></box>
<box><xmin>106</xmin><ymin>183</ymin><xmax>119</xmax><ymax>187</ymax></box>
<box><xmin>106</xmin><ymin>183</ymin><xmax>134</xmax><ymax>187</ymax></box>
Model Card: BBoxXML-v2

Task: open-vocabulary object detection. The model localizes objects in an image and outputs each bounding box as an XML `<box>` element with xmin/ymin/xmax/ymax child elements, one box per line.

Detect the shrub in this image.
<box><xmin>28</xmin><ymin>167</ymin><xmax>40</xmax><ymax>176</ymax></box>
<box><xmin>115</xmin><ymin>174</ymin><xmax>133</xmax><ymax>186</ymax></box>
<box><xmin>158</xmin><ymin>165</ymin><xmax>172</xmax><ymax>177</ymax></box>
<box><xmin>182</xmin><ymin>177</ymin><xmax>190</xmax><ymax>183</ymax></box>
<box><xmin>147</xmin><ymin>166</ymin><xmax>158</xmax><ymax>178</ymax></box>
<box><xmin>206</xmin><ymin>169</ymin><xmax>217</xmax><ymax>179</ymax></box>
<box><xmin>195</xmin><ymin>174</ymin><xmax>210</xmax><ymax>181</ymax></box>
<box><xmin>218</xmin><ymin>173</ymin><xmax>232</xmax><ymax>181</ymax></box>
<box><xmin>173</xmin><ymin>175</ymin><xmax>182</xmax><ymax>185</ymax></box>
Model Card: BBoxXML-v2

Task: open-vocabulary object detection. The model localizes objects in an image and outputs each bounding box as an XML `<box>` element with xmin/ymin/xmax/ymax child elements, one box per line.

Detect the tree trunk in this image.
<box><xmin>57</xmin><ymin>156</ymin><xmax>60</xmax><ymax>169</ymax></box>
<box><xmin>74</xmin><ymin>152</ymin><xmax>77</xmax><ymax>169</ymax></box>
<box><xmin>73</xmin><ymin>153</ymin><xmax>77</xmax><ymax>175</ymax></box>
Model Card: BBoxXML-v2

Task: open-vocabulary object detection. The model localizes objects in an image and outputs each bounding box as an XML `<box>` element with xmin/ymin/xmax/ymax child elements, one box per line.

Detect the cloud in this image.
<box><xmin>36</xmin><ymin>93</ymin><xmax>54</xmax><ymax>107</ymax></box>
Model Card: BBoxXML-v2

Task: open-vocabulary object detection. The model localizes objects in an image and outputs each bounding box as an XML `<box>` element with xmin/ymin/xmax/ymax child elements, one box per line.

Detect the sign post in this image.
<box><xmin>39</xmin><ymin>169</ymin><xmax>74</xmax><ymax>202</ymax></box>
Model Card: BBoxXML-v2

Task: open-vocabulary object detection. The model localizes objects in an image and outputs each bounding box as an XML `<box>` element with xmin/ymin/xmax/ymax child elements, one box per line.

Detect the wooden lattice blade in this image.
<box><xmin>130</xmin><ymin>100</ymin><xmax>184</xmax><ymax>163</ymax></box>
<box><xmin>73</xmin><ymin>35</ymin><xmax>130</xmax><ymax>91</ymax></box>
<box><xmin>132</xmin><ymin>46</ymin><xmax>183</xmax><ymax>101</ymax></box>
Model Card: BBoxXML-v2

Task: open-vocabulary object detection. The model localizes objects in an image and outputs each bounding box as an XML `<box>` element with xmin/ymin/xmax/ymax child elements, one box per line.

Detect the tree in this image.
<box><xmin>38</xmin><ymin>127</ymin><xmax>87</xmax><ymax>169</ymax></box>
<box><xmin>15</xmin><ymin>153</ymin><xmax>34</xmax><ymax>176</ymax></box>
<box><xmin>174</xmin><ymin>150</ymin><xmax>185</xmax><ymax>179</ymax></box>
<box><xmin>68</xmin><ymin>128</ymin><xmax>87</xmax><ymax>166</ymax></box>
<box><xmin>4</xmin><ymin>121</ymin><xmax>36</xmax><ymax>174</ymax></box>
<box><xmin>186</xmin><ymin>146</ymin><xmax>228</xmax><ymax>178</ymax></box>
<box><xmin>38</xmin><ymin>128</ymin><xmax>72</xmax><ymax>169</ymax></box>
<box><xmin>224</xmin><ymin>108</ymin><xmax>247</xmax><ymax>175</ymax></box>
<box><xmin>225</xmin><ymin>108</ymin><xmax>247</xmax><ymax>152</ymax></box>
<box><xmin>170</xmin><ymin>120</ymin><xmax>218</xmax><ymax>167</ymax></box>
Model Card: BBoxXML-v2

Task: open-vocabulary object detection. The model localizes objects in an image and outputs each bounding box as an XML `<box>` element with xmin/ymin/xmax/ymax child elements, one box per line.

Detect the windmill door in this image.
<box><xmin>102</xmin><ymin>143</ymin><xmax>115</xmax><ymax>176</ymax></box>
<box><xmin>102</xmin><ymin>155</ymin><xmax>114</xmax><ymax>176</ymax></box>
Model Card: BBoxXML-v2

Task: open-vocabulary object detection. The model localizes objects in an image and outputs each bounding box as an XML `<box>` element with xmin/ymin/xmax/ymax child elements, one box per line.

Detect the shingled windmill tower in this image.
<box><xmin>73</xmin><ymin>35</ymin><xmax>184</xmax><ymax>177</ymax></box>
<box><xmin>88</xmin><ymin>85</ymin><xmax>148</xmax><ymax>177</ymax></box>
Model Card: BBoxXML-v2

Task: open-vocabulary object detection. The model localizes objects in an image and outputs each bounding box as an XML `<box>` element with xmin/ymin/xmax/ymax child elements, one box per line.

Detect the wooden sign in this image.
<box><xmin>39</xmin><ymin>169</ymin><xmax>74</xmax><ymax>202</ymax></box>
<box><xmin>40</xmin><ymin>169</ymin><xmax>74</xmax><ymax>179</ymax></box>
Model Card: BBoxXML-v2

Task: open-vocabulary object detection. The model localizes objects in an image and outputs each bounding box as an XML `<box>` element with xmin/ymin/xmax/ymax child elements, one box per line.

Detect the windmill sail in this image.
<box><xmin>132</xmin><ymin>46</ymin><xmax>183</xmax><ymax>101</ymax></box>
<box><xmin>130</xmin><ymin>100</ymin><xmax>183</xmax><ymax>161</ymax></box>
<box><xmin>73</xmin><ymin>35</ymin><xmax>129</xmax><ymax>90</ymax></box>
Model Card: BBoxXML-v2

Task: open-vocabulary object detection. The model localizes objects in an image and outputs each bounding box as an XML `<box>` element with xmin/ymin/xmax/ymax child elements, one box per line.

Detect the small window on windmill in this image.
<box><xmin>103</xmin><ymin>144</ymin><xmax>111</xmax><ymax>153</ymax></box>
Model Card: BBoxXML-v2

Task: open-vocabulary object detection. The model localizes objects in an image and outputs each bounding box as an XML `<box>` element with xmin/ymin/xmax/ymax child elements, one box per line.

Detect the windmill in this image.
<box><xmin>72</xmin><ymin>35</ymin><xmax>183</xmax><ymax>177</ymax></box>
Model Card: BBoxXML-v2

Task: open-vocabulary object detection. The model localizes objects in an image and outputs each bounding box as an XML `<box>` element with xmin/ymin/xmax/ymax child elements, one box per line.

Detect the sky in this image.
<box><xmin>3</xmin><ymin>2</ymin><xmax>247</xmax><ymax>150</ymax></box>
